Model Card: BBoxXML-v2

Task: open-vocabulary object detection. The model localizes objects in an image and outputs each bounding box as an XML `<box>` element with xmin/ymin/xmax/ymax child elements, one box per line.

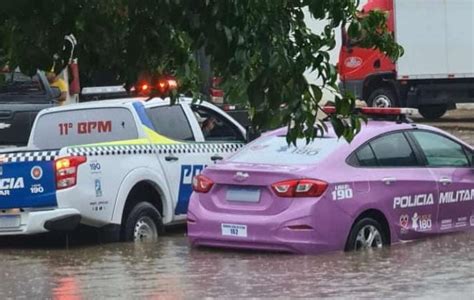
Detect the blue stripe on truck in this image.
<box><xmin>0</xmin><ymin>160</ymin><xmax>57</xmax><ymax>209</ymax></box>
<box><xmin>132</xmin><ymin>101</ymin><xmax>155</xmax><ymax>129</ymax></box>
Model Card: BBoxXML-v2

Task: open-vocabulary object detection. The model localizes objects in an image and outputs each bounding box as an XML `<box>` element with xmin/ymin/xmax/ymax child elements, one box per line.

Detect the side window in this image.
<box><xmin>370</xmin><ymin>132</ymin><xmax>418</xmax><ymax>167</ymax></box>
<box><xmin>146</xmin><ymin>105</ymin><xmax>194</xmax><ymax>141</ymax></box>
<box><xmin>355</xmin><ymin>144</ymin><xmax>378</xmax><ymax>167</ymax></box>
<box><xmin>411</xmin><ymin>131</ymin><xmax>469</xmax><ymax>167</ymax></box>
<box><xmin>191</xmin><ymin>105</ymin><xmax>244</xmax><ymax>142</ymax></box>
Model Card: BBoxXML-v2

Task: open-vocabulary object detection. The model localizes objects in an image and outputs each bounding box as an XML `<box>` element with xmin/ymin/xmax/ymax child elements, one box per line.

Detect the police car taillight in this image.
<box><xmin>192</xmin><ymin>174</ymin><xmax>214</xmax><ymax>193</ymax></box>
<box><xmin>210</xmin><ymin>88</ymin><xmax>224</xmax><ymax>104</ymax></box>
<box><xmin>55</xmin><ymin>156</ymin><xmax>87</xmax><ymax>190</ymax></box>
<box><xmin>271</xmin><ymin>179</ymin><xmax>328</xmax><ymax>197</ymax></box>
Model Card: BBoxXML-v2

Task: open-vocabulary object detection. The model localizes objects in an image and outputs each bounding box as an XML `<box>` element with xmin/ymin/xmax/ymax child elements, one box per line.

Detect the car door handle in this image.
<box><xmin>382</xmin><ymin>177</ymin><xmax>397</xmax><ymax>185</ymax></box>
<box><xmin>439</xmin><ymin>177</ymin><xmax>452</xmax><ymax>185</ymax></box>
<box><xmin>164</xmin><ymin>155</ymin><xmax>179</xmax><ymax>162</ymax></box>
<box><xmin>211</xmin><ymin>155</ymin><xmax>223</xmax><ymax>162</ymax></box>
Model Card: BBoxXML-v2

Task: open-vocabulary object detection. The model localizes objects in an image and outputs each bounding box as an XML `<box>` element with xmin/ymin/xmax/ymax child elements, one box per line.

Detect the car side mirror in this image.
<box><xmin>51</xmin><ymin>87</ymin><xmax>61</xmax><ymax>99</ymax></box>
<box><xmin>246</xmin><ymin>125</ymin><xmax>261</xmax><ymax>143</ymax></box>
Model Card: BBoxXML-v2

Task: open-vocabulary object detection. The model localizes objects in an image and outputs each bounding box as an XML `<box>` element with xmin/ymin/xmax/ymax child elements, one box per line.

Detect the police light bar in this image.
<box><xmin>322</xmin><ymin>106</ymin><xmax>417</xmax><ymax>116</ymax></box>
<box><xmin>156</xmin><ymin>78</ymin><xmax>178</xmax><ymax>94</ymax></box>
<box><xmin>81</xmin><ymin>85</ymin><xmax>127</xmax><ymax>95</ymax></box>
<box><xmin>134</xmin><ymin>77</ymin><xmax>178</xmax><ymax>97</ymax></box>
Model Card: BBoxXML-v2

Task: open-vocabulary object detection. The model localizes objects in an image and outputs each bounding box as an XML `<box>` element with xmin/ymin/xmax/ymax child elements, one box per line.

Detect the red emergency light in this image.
<box><xmin>157</xmin><ymin>78</ymin><xmax>178</xmax><ymax>94</ymax></box>
<box><xmin>133</xmin><ymin>76</ymin><xmax>178</xmax><ymax>97</ymax></box>
<box><xmin>140</xmin><ymin>84</ymin><xmax>149</xmax><ymax>92</ymax></box>
<box><xmin>322</xmin><ymin>106</ymin><xmax>417</xmax><ymax>116</ymax></box>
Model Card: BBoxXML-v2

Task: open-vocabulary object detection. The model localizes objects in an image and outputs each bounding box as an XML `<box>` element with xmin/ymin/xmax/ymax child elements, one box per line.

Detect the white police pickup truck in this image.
<box><xmin>0</xmin><ymin>97</ymin><xmax>246</xmax><ymax>241</ymax></box>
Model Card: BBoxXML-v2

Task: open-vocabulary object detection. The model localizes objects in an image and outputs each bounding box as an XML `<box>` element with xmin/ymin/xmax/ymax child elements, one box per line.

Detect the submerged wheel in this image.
<box><xmin>367</xmin><ymin>88</ymin><xmax>398</xmax><ymax>108</ymax></box>
<box><xmin>122</xmin><ymin>202</ymin><xmax>162</xmax><ymax>242</ymax></box>
<box><xmin>345</xmin><ymin>218</ymin><xmax>388</xmax><ymax>251</ymax></box>
<box><xmin>418</xmin><ymin>105</ymin><xmax>447</xmax><ymax>120</ymax></box>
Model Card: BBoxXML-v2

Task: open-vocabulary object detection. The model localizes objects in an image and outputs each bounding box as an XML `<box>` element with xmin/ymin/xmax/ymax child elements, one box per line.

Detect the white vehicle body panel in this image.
<box><xmin>0</xmin><ymin>97</ymin><xmax>246</xmax><ymax>235</ymax></box>
<box><xmin>394</xmin><ymin>0</ymin><xmax>474</xmax><ymax>80</ymax></box>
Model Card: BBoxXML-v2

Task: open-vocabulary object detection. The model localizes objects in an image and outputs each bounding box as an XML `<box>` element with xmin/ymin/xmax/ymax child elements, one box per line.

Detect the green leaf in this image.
<box><xmin>224</xmin><ymin>26</ymin><xmax>232</xmax><ymax>44</ymax></box>
<box><xmin>0</xmin><ymin>0</ymin><xmax>402</xmax><ymax>145</ymax></box>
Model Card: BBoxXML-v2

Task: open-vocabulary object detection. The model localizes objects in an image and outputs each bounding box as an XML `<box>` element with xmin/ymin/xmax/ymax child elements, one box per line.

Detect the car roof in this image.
<box><xmin>262</xmin><ymin>119</ymin><xmax>470</xmax><ymax>148</ymax></box>
<box><xmin>265</xmin><ymin>120</ymin><xmax>416</xmax><ymax>139</ymax></box>
<box><xmin>38</xmin><ymin>96</ymin><xmax>198</xmax><ymax>114</ymax></box>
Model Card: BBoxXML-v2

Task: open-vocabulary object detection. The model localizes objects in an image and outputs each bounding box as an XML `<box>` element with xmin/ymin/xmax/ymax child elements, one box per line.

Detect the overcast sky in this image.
<box><xmin>303</xmin><ymin>12</ymin><xmax>342</xmax><ymax>101</ymax></box>
<box><xmin>304</xmin><ymin>1</ymin><xmax>368</xmax><ymax>100</ymax></box>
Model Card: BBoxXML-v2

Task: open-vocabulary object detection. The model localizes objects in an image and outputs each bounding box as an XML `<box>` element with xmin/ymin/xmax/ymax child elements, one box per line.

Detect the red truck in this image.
<box><xmin>338</xmin><ymin>0</ymin><xmax>474</xmax><ymax>119</ymax></box>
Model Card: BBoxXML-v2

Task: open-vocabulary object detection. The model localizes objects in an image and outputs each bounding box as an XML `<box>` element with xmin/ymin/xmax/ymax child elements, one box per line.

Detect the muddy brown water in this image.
<box><xmin>0</xmin><ymin>231</ymin><xmax>473</xmax><ymax>299</ymax></box>
<box><xmin>0</xmin><ymin>123</ymin><xmax>473</xmax><ymax>299</ymax></box>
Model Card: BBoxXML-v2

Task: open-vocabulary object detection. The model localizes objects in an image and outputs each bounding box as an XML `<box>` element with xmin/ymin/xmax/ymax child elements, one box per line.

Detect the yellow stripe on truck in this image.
<box><xmin>143</xmin><ymin>126</ymin><xmax>180</xmax><ymax>144</ymax></box>
<box><xmin>69</xmin><ymin>126</ymin><xmax>180</xmax><ymax>147</ymax></box>
<box><xmin>65</xmin><ymin>126</ymin><xmax>182</xmax><ymax>147</ymax></box>
<box><xmin>93</xmin><ymin>138</ymin><xmax>151</xmax><ymax>145</ymax></box>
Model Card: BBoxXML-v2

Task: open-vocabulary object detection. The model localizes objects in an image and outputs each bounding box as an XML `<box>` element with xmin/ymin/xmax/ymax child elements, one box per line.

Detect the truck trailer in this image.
<box><xmin>338</xmin><ymin>0</ymin><xmax>474</xmax><ymax>119</ymax></box>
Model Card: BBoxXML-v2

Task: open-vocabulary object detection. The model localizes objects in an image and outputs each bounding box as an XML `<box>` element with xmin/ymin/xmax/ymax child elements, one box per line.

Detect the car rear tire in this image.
<box><xmin>345</xmin><ymin>218</ymin><xmax>388</xmax><ymax>251</ymax></box>
<box><xmin>418</xmin><ymin>105</ymin><xmax>447</xmax><ymax>120</ymax></box>
<box><xmin>122</xmin><ymin>202</ymin><xmax>162</xmax><ymax>242</ymax></box>
<box><xmin>367</xmin><ymin>88</ymin><xmax>398</xmax><ymax>107</ymax></box>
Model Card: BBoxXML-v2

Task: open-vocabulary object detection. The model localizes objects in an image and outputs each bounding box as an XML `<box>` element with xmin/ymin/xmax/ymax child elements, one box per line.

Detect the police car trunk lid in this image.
<box><xmin>201</xmin><ymin>163</ymin><xmax>309</xmax><ymax>215</ymax></box>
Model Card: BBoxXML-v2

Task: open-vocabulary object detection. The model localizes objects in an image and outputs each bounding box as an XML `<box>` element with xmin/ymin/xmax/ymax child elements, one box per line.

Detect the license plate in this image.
<box><xmin>221</xmin><ymin>223</ymin><xmax>247</xmax><ymax>237</ymax></box>
<box><xmin>0</xmin><ymin>215</ymin><xmax>20</xmax><ymax>228</ymax></box>
<box><xmin>226</xmin><ymin>187</ymin><xmax>261</xmax><ymax>203</ymax></box>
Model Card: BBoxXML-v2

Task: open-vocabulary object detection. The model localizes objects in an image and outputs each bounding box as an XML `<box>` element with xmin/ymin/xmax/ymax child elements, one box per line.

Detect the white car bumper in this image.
<box><xmin>0</xmin><ymin>208</ymin><xmax>81</xmax><ymax>235</ymax></box>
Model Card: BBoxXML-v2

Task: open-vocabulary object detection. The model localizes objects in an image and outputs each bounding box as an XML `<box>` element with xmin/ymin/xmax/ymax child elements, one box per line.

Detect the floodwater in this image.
<box><xmin>0</xmin><ymin>230</ymin><xmax>473</xmax><ymax>299</ymax></box>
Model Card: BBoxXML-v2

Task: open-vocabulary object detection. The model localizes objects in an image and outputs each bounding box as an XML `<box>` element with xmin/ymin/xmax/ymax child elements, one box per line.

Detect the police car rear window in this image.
<box><xmin>146</xmin><ymin>105</ymin><xmax>194</xmax><ymax>141</ymax></box>
<box><xmin>228</xmin><ymin>135</ymin><xmax>342</xmax><ymax>165</ymax></box>
<box><xmin>32</xmin><ymin>108</ymin><xmax>139</xmax><ymax>149</ymax></box>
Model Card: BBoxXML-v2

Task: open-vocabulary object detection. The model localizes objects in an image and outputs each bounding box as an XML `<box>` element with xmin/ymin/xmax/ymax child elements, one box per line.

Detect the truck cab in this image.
<box><xmin>338</xmin><ymin>0</ymin><xmax>474</xmax><ymax>119</ymax></box>
<box><xmin>0</xmin><ymin>70</ymin><xmax>64</xmax><ymax>148</ymax></box>
<box><xmin>338</xmin><ymin>0</ymin><xmax>395</xmax><ymax>107</ymax></box>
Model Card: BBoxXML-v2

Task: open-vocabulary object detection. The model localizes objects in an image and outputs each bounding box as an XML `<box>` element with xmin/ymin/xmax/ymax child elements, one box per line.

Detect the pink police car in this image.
<box><xmin>187</xmin><ymin>108</ymin><xmax>474</xmax><ymax>254</ymax></box>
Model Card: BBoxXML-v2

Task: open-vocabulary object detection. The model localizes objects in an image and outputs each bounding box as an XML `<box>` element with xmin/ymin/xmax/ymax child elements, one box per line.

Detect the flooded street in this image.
<box><xmin>0</xmin><ymin>110</ymin><xmax>473</xmax><ymax>299</ymax></box>
<box><xmin>0</xmin><ymin>230</ymin><xmax>473</xmax><ymax>299</ymax></box>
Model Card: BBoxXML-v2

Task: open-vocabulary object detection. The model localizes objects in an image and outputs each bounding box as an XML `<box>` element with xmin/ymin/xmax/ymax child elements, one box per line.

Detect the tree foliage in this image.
<box><xmin>0</xmin><ymin>0</ymin><xmax>402</xmax><ymax>143</ymax></box>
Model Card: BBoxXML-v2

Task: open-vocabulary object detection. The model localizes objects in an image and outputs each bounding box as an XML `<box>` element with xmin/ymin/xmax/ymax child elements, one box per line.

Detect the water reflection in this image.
<box><xmin>0</xmin><ymin>230</ymin><xmax>473</xmax><ymax>298</ymax></box>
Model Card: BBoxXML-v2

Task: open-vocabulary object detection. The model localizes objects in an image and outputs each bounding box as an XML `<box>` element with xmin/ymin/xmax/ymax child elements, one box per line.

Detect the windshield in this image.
<box><xmin>229</xmin><ymin>135</ymin><xmax>344</xmax><ymax>165</ymax></box>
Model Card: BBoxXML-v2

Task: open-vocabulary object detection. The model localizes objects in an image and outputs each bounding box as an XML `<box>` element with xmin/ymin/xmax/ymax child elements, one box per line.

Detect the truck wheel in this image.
<box><xmin>418</xmin><ymin>105</ymin><xmax>447</xmax><ymax>120</ymax></box>
<box><xmin>367</xmin><ymin>88</ymin><xmax>398</xmax><ymax>107</ymax></box>
<box><xmin>122</xmin><ymin>202</ymin><xmax>162</xmax><ymax>242</ymax></box>
<box><xmin>345</xmin><ymin>218</ymin><xmax>388</xmax><ymax>251</ymax></box>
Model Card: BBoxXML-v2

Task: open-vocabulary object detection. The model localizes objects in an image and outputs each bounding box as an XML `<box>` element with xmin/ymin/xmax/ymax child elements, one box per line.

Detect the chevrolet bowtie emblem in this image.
<box><xmin>234</xmin><ymin>171</ymin><xmax>249</xmax><ymax>182</ymax></box>
<box><xmin>0</xmin><ymin>123</ymin><xmax>11</xmax><ymax>130</ymax></box>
